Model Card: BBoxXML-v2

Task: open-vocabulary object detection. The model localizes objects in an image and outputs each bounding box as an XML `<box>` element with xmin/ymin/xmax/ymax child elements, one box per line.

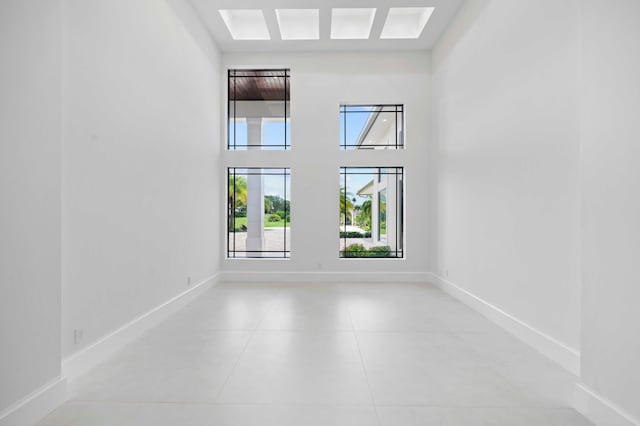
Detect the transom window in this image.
<box><xmin>228</xmin><ymin>69</ymin><xmax>290</xmax><ymax>150</ymax></box>
<box><xmin>340</xmin><ymin>104</ymin><xmax>404</xmax><ymax>150</ymax></box>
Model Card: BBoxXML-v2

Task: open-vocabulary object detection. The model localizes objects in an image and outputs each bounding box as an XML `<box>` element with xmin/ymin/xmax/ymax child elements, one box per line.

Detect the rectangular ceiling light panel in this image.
<box><xmin>380</xmin><ymin>7</ymin><xmax>435</xmax><ymax>39</ymax></box>
<box><xmin>219</xmin><ymin>9</ymin><xmax>270</xmax><ymax>40</ymax></box>
<box><xmin>276</xmin><ymin>9</ymin><xmax>319</xmax><ymax>40</ymax></box>
<box><xmin>331</xmin><ymin>8</ymin><xmax>376</xmax><ymax>40</ymax></box>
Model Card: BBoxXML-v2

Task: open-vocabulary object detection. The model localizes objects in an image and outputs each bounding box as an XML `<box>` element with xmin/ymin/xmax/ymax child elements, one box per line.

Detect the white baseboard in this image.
<box><xmin>221</xmin><ymin>271</ymin><xmax>430</xmax><ymax>283</ymax></box>
<box><xmin>426</xmin><ymin>273</ymin><xmax>581</xmax><ymax>376</ymax></box>
<box><xmin>574</xmin><ymin>383</ymin><xmax>639</xmax><ymax>426</ymax></box>
<box><xmin>0</xmin><ymin>377</ymin><xmax>67</xmax><ymax>426</ymax></box>
<box><xmin>62</xmin><ymin>273</ymin><xmax>221</xmax><ymax>381</ymax></box>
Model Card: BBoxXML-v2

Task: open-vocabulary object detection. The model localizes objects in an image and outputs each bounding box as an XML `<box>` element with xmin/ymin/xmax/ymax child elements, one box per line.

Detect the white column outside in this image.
<box><xmin>246</xmin><ymin>118</ymin><xmax>264</xmax><ymax>252</ymax></box>
<box><xmin>387</xmin><ymin>173</ymin><xmax>398</xmax><ymax>252</ymax></box>
<box><xmin>372</xmin><ymin>179</ymin><xmax>380</xmax><ymax>243</ymax></box>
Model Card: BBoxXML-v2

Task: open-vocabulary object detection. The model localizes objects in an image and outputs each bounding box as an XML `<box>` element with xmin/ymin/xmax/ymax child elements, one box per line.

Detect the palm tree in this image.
<box><xmin>339</xmin><ymin>187</ymin><xmax>354</xmax><ymax>225</ymax></box>
<box><xmin>229</xmin><ymin>175</ymin><xmax>248</xmax><ymax>208</ymax></box>
<box><xmin>229</xmin><ymin>175</ymin><xmax>248</xmax><ymax>231</ymax></box>
<box><xmin>357</xmin><ymin>199</ymin><xmax>372</xmax><ymax>230</ymax></box>
<box><xmin>264</xmin><ymin>196</ymin><xmax>273</xmax><ymax>214</ymax></box>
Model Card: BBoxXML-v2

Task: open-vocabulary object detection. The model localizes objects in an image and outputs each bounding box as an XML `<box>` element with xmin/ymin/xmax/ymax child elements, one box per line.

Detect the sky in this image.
<box><xmin>340</xmin><ymin>106</ymin><xmax>371</xmax><ymax>149</ymax></box>
<box><xmin>229</xmin><ymin>121</ymin><xmax>290</xmax><ymax>150</ymax></box>
<box><xmin>342</xmin><ymin>169</ymin><xmax>375</xmax><ymax>206</ymax></box>
<box><xmin>264</xmin><ymin>173</ymin><xmax>290</xmax><ymax>199</ymax></box>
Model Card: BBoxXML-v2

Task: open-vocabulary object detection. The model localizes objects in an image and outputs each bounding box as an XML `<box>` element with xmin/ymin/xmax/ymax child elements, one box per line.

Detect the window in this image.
<box><xmin>339</xmin><ymin>167</ymin><xmax>404</xmax><ymax>258</ymax></box>
<box><xmin>227</xmin><ymin>68</ymin><xmax>291</xmax><ymax>260</ymax></box>
<box><xmin>340</xmin><ymin>104</ymin><xmax>404</xmax><ymax>150</ymax></box>
<box><xmin>228</xmin><ymin>69</ymin><xmax>290</xmax><ymax>150</ymax></box>
<box><xmin>228</xmin><ymin>168</ymin><xmax>290</xmax><ymax>258</ymax></box>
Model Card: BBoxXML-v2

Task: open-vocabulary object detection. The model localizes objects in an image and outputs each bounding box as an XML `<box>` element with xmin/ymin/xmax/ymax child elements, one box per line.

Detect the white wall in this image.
<box><xmin>579</xmin><ymin>0</ymin><xmax>640</xmax><ymax>422</ymax></box>
<box><xmin>431</xmin><ymin>0</ymin><xmax>581</xmax><ymax>354</ymax></box>
<box><xmin>221</xmin><ymin>52</ymin><xmax>431</xmax><ymax>277</ymax></box>
<box><xmin>62</xmin><ymin>0</ymin><xmax>221</xmax><ymax>358</ymax></box>
<box><xmin>0</xmin><ymin>0</ymin><xmax>63</xmax><ymax>414</ymax></box>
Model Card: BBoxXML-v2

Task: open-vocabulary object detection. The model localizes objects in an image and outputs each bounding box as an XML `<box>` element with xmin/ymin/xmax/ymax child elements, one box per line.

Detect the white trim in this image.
<box><xmin>574</xmin><ymin>383</ymin><xmax>639</xmax><ymax>426</ymax></box>
<box><xmin>220</xmin><ymin>271</ymin><xmax>430</xmax><ymax>283</ymax></box>
<box><xmin>62</xmin><ymin>273</ymin><xmax>221</xmax><ymax>381</ymax></box>
<box><xmin>426</xmin><ymin>272</ymin><xmax>581</xmax><ymax>375</ymax></box>
<box><xmin>0</xmin><ymin>377</ymin><xmax>66</xmax><ymax>426</ymax></box>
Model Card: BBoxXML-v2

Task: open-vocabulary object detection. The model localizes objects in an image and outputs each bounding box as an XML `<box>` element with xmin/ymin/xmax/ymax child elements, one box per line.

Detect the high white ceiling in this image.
<box><xmin>188</xmin><ymin>0</ymin><xmax>465</xmax><ymax>52</ymax></box>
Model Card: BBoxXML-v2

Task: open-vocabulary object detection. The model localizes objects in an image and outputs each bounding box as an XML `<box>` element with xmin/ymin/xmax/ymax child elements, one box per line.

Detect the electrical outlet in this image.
<box><xmin>187</xmin><ymin>276</ymin><xmax>192</xmax><ymax>287</ymax></box>
<box><xmin>73</xmin><ymin>328</ymin><xmax>84</xmax><ymax>344</ymax></box>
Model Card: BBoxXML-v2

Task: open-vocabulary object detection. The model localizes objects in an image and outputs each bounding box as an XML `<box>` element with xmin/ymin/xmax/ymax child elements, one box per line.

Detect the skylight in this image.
<box><xmin>380</xmin><ymin>7</ymin><xmax>435</xmax><ymax>39</ymax></box>
<box><xmin>330</xmin><ymin>8</ymin><xmax>376</xmax><ymax>40</ymax></box>
<box><xmin>219</xmin><ymin>9</ymin><xmax>270</xmax><ymax>40</ymax></box>
<box><xmin>275</xmin><ymin>9</ymin><xmax>319</xmax><ymax>40</ymax></box>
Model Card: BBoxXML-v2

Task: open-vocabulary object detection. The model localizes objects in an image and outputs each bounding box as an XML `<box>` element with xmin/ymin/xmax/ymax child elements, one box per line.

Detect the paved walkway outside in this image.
<box><xmin>228</xmin><ymin>228</ymin><xmax>291</xmax><ymax>257</ymax></box>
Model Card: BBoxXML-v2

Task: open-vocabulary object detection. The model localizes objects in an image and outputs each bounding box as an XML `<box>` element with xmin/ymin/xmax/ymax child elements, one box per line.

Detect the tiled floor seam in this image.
<box><xmin>212</xmin><ymin>303</ymin><xmax>274</xmax><ymax>402</ymax></box>
<box><xmin>347</xmin><ymin>304</ymin><xmax>383</xmax><ymax>426</ymax></box>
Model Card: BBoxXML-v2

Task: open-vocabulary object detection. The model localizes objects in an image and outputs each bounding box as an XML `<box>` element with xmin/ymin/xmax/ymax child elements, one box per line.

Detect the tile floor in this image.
<box><xmin>39</xmin><ymin>282</ymin><xmax>592</xmax><ymax>425</ymax></box>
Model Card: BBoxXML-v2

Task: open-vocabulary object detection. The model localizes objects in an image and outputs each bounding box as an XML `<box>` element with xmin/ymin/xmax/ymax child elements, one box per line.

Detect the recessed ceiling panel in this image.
<box><xmin>191</xmin><ymin>0</ymin><xmax>465</xmax><ymax>52</ymax></box>
<box><xmin>219</xmin><ymin>9</ymin><xmax>270</xmax><ymax>40</ymax></box>
<box><xmin>380</xmin><ymin>7</ymin><xmax>435</xmax><ymax>39</ymax></box>
<box><xmin>276</xmin><ymin>9</ymin><xmax>320</xmax><ymax>40</ymax></box>
<box><xmin>330</xmin><ymin>8</ymin><xmax>376</xmax><ymax>40</ymax></box>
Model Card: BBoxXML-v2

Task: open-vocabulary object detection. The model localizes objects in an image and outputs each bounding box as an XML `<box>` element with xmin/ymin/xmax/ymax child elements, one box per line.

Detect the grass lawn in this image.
<box><xmin>232</xmin><ymin>217</ymin><xmax>290</xmax><ymax>230</ymax></box>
